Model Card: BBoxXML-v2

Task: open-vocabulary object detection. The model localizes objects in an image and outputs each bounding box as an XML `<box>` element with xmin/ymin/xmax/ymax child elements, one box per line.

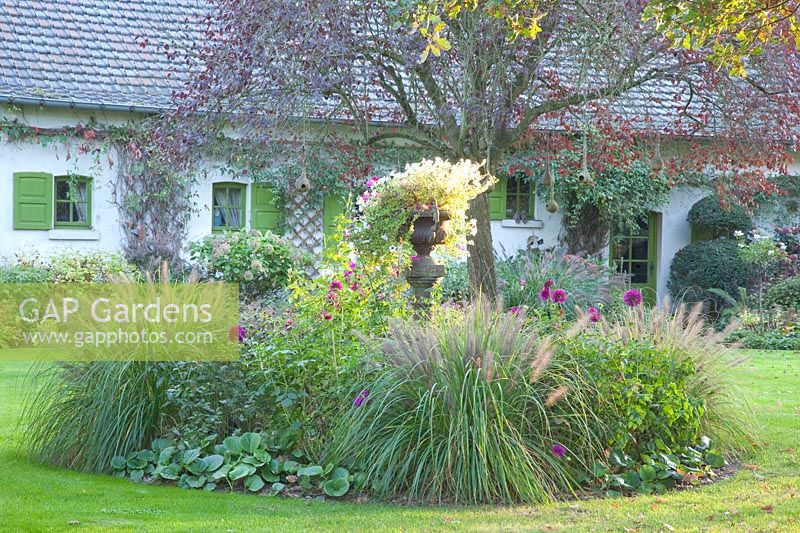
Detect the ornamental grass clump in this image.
<box><xmin>329</xmin><ymin>298</ymin><xmax>600</xmax><ymax>505</ymax></box>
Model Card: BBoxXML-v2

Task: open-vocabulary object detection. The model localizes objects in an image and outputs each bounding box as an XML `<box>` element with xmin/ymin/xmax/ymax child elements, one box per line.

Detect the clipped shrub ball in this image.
<box><xmin>765</xmin><ymin>276</ymin><xmax>800</xmax><ymax>310</ymax></box>
<box><xmin>668</xmin><ymin>239</ymin><xmax>750</xmax><ymax>303</ymax></box>
<box><xmin>687</xmin><ymin>195</ymin><xmax>752</xmax><ymax>240</ymax></box>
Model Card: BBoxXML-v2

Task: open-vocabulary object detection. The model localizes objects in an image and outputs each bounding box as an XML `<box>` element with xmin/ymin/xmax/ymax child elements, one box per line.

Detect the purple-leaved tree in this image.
<box><xmin>169</xmin><ymin>0</ymin><xmax>800</xmax><ymax>299</ymax></box>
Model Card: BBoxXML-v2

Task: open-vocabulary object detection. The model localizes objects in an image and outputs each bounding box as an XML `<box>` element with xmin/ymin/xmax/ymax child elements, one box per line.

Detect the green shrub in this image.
<box><xmin>597</xmin><ymin>302</ymin><xmax>752</xmax><ymax>455</ymax></box>
<box><xmin>687</xmin><ymin>195</ymin><xmax>752</xmax><ymax>239</ymax></box>
<box><xmin>668</xmin><ymin>239</ymin><xmax>751</xmax><ymax>305</ymax></box>
<box><xmin>2</xmin><ymin>251</ymin><xmax>137</xmax><ymax>283</ymax></box>
<box><xmin>329</xmin><ymin>299</ymin><xmax>600</xmax><ymax>504</ymax></box>
<box><xmin>0</xmin><ymin>264</ymin><xmax>49</xmax><ymax>283</ymax></box>
<box><xmin>160</xmin><ymin>360</ymin><xmax>272</xmax><ymax>443</ymax></box>
<box><xmin>48</xmin><ymin>251</ymin><xmax>138</xmax><ymax>282</ymax></box>
<box><xmin>726</xmin><ymin>330</ymin><xmax>800</xmax><ymax>350</ymax></box>
<box><xmin>765</xmin><ymin>276</ymin><xmax>800</xmax><ymax>310</ymax></box>
<box><xmin>564</xmin><ymin>337</ymin><xmax>706</xmax><ymax>455</ymax></box>
<box><xmin>189</xmin><ymin>229</ymin><xmax>306</xmax><ymax>295</ymax></box>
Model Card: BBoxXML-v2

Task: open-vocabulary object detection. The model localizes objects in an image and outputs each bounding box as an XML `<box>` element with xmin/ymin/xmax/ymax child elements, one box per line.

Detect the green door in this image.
<box><xmin>611</xmin><ymin>212</ymin><xmax>660</xmax><ymax>305</ymax></box>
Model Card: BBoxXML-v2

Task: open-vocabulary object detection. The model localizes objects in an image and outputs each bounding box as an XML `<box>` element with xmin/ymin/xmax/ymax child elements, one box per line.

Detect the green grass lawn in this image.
<box><xmin>1</xmin><ymin>351</ymin><xmax>798</xmax><ymax>532</ymax></box>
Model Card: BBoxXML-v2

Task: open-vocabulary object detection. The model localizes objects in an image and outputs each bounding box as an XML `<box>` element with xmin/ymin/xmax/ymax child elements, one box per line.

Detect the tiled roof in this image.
<box><xmin>0</xmin><ymin>0</ymin><xmax>204</xmax><ymax>111</ymax></box>
<box><xmin>0</xmin><ymin>1</ymin><xmax>728</xmax><ymax>134</ymax></box>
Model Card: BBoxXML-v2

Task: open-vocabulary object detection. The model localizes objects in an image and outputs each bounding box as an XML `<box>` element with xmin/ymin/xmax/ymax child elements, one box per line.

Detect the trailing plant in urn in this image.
<box><xmin>353</xmin><ymin>158</ymin><xmax>494</xmax><ymax>261</ymax></box>
<box><xmin>354</xmin><ymin>158</ymin><xmax>494</xmax><ymax>307</ymax></box>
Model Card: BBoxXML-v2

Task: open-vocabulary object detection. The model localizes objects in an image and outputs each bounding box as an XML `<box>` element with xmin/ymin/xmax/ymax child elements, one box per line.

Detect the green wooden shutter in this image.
<box><xmin>250</xmin><ymin>184</ymin><xmax>282</xmax><ymax>233</ymax></box>
<box><xmin>323</xmin><ymin>194</ymin><xmax>346</xmax><ymax>238</ymax></box>
<box><xmin>13</xmin><ymin>172</ymin><xmax>53</xmax><ymax>230</ymax></box>
<box><xmin>488</xmin><ymin>177</ymin><xmax>507</xmax><ymax>220</ymax></box>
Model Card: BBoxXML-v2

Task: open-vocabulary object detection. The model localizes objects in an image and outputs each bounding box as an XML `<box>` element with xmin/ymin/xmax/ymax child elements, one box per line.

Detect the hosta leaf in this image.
<box><xmin>182</xmin><ymin>448</ymin><xmax>201</xmax><ymax>465</ymax></box>
<box><xmin>138</xmin><ymin>449</ymin><xmax>155</xmax><ymax>463</ymax></box>
<box><xmin>159</xmin><ymin>463</ymin><xmax>181</xmax><ymax>480</ymax></box>
<box><xmin>297</xmin><ymin>465</ymin><xmax>323</xmax><ymax>477</ymax></box>
<box><xmin>223</xmin><ymin>436</ymin><xmax>241</xmax><ymax>454</ymax></box>
<box><xmin>245</xmin><ymin>474</ymin><xmax>265</xmax><ymax>492</ymax></box>
<box><xmin>205</xmin><ymin>454</ymin><xmax>224</xmax><ymax>472</ymax></box>
<box><xmin>210</xmin><ymin>464</ymin><xmax>232</xmax><ymax>481</ymax></box>
<box><xmin>323</xmin><ymin>477</ymin><xmax>349</xmax><ymax>497</ymax></box>
<box><xmin>254</xmin><ymin>450</ymin><xmax>271</xmax><ymax>464</ymax></box>
<box><xmin>228</xmin><ymin>463</ymin><xmax>253</xmax><ymax>481</ymax></box>
<box><xmin>240</xmin><ymin>432</ymin><xmax>262</xmax><ymax>454</ymax></box>
<box><xmin>638</xmin><ymin>465</ymin><xmax>657</xmax><ymax>482</ymax></box>
<box><xmin>158</xmin><ymin>447</ymin><xmax>175</xmax><ymax>465</ymax></box>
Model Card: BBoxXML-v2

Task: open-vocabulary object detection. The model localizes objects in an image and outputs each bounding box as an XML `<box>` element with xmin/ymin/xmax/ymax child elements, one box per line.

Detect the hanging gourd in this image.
<box><xmin>650</xmin><ymin>135</ymin><xmax>664</xmax><ymax>177</ymax></box>
<box><xmin>294</xmin><ymin>166</ymin><xmax>311</xmax><ymax>192</ymax></box>
<box><xmin>577</xmin><ymin>131</ymin><xmax>594</xmax><ymax>185</ymax></box>
<box><xmin>545</xmin><ymin>159</ymin><xmax>558</xmax><ymax>214</ymax></box>
<box><xmin>541</xmin><ymin>157</ymin><xmax>554</xmax><ymax>187</ymax></box>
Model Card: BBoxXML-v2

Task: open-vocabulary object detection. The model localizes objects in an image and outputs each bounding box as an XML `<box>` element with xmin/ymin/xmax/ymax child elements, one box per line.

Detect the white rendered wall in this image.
<box><xmin>0</xmin><ymin>106</ymin><xmax>133</xmax><ymax>260</ymax></box>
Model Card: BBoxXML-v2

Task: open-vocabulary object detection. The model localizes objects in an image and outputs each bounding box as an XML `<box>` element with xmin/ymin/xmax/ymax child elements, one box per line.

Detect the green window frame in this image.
<box><xmin>54</xmin><ymin>175</ymin><xmax>92</xmax><ymax>228</ymax></box>
<box><xmin>212</xmin><ymin>182</ymin><xmax>246</xmax><ymax>232</ymax></box>
<box><xmin>488</xmin><ymin>175</ymin><xmax>535</xmax><ymax>221</ymax></box>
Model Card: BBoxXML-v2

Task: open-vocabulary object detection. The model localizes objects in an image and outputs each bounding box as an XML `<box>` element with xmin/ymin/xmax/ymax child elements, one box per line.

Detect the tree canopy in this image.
<box><xmin>168</xmin><ymin>0</ymin><xmax>800</xmax><ymax>297</ymax></box>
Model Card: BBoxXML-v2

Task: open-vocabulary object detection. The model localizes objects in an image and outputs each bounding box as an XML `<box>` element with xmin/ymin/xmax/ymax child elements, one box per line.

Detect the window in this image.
<box><xmin>489</xmin><ymin>175</ymin><xmax>535</xmax><ymax>221</ymax></box>
<box><xmin>54</xmin><ymin>176</ymin><xmax>92</xmax><ymax>228</ymax></box>
<box><xmin>212</xmin><ymin>183</ymin><xmax>246</xmax><ymax>231</ymax></box>
<box><xmin>505</xmin><ymin>176</ymin><xmax>534</xmax><ymax>220</ymax></box>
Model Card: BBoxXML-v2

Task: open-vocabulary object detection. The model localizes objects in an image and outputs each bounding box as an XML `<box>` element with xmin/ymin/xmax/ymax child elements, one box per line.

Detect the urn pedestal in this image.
<box><xmin>405</xmin><ymin>208</ymin><xmax>450</xmax><ymax>314</ymax></box>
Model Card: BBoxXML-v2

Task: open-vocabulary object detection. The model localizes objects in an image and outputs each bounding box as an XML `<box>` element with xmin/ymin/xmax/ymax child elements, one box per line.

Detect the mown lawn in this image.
<box><xmin>1</xmin><ymin>350</ymin><xmax>798</xmax><ymax>532</ymax></box>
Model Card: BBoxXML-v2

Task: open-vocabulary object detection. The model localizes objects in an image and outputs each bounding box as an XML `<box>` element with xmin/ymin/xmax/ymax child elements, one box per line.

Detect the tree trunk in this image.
<box><xmin>466</xmin><ymin>191</ymin><xmax>498</xmax><ymax>300</ymax></box>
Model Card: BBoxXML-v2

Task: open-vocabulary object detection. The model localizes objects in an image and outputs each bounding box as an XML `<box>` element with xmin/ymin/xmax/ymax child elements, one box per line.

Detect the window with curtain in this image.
<box><xmin>212</xmin><ymin>183</ymin><xmax>246</xmax><ymax>231</ymax></box>
<box><xmin>505</xmin><ymin>176</ymin><xmax>535</xmax><ymax>220</ymax></box>
<box><xmin>54</xmin><ymin>175</ymin><xmax>92</xmax><ymax>228</ymax></box>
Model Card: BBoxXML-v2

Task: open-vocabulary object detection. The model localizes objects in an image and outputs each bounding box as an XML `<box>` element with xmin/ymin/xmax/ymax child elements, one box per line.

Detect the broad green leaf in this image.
<box><xmin>323</xmin><ymin>477</ymin><xmax>350</xmax><ymax>497</ymax></box>
<box><xmin>223</xmin><ymin>436</ymin><xmax>242</xmax><ymax>454</ymax></box>
<box><xmin>297</xmin><ymin>465</ymin><xmax>324</xmax><ymax>477</ymax></box>
<box><xmin>245</xmin><ymin>474</ymin><xmax>265</xmax><ymax>492</ymax></box>
<box><xmin>228</xmin><ymin>463</ymin><xmax>251</xmax><ymax>481</ymax></box>
<box><xmin>205</xmin><ymin>454</ymin><xmax>224</xmax><ymax>472</ymax></box>
<box><xmin>240</xmin><ymin>432</ymin><xmax>262</xmax><ymax>454</ymax></box>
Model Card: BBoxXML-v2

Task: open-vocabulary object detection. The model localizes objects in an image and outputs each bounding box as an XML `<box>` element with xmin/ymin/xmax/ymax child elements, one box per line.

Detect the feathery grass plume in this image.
<box><xmin>603</xmin><ymin>297</ymin><xmax>754</xmax><ymax>455</ymax></box>
<box><xmin>328</xmin><ymin>297</ymin><xmax>601</xmax><ymax>505</ymax></box>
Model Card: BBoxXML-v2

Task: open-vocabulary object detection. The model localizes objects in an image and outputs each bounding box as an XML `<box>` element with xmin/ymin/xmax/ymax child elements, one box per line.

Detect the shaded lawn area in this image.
<box><xmin>1</xmin><ymin>350</ymin><xmax>798</xmax><ymax>532</ymax></box>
